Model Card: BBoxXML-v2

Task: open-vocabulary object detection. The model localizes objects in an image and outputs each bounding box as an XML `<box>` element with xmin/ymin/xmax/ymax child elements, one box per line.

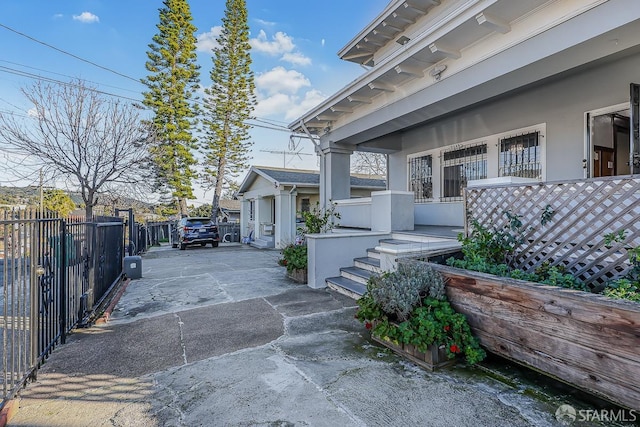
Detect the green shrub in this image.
<box><xmin>281</xmin><ymin>244</ymin><xmax>307</xmax><ymax>273</ymax></box>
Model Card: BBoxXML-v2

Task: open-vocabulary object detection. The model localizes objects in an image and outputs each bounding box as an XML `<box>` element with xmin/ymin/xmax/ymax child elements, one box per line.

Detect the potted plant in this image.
<box><xmin>279</xmin><ymin>201</ymin><xmax>341</xmax><ymax>284</ymax></box>
<box><xmin>355</xmin><ymin>261</ymin><xmax>485</xmax><ymax>370</ymax></box>
<box><xmin>281</xmin><ymin>243</ymin><xmax>308</xmax><ymax>283</ymax></box>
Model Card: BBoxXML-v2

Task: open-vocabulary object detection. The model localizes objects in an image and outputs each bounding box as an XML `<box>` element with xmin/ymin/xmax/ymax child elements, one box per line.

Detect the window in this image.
<box><xmin>409</xmin><ymin>155</ymin><xmax>433</xmax><ymax>202</ymax></box>
<box><xmin>441</xmin><ymin>143</ymin><xmax>487</xmax><ymax>201</ymax></box>
<box><xmin>249</xmin><ymin>200</ymin><xmax>255</xmax><ymax>221</ymax></box>
<box><xmin>301</xmin><ymin>198</ymin><xmax>310</xmax><ymax>213</ymax></box>
<box><xmin>499</xmin><ymin>132</ymin><xmax>541</xmax><ymax>178</ymax></box>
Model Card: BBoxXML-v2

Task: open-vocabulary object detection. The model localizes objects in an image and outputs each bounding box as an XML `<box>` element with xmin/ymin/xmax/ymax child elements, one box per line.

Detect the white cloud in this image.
<box><xmin>72</xmin><ymin>12</ymin><xmax>99</xmax><ymax>23</ymax></box>
<box><xmin>254</xmin><ymin>18</ymin><xmax>276</xmax><ymax>27</ymax></box>
<box><xmin>251</xmin><ymin>30</ymin><xmax>294</xmax><ymax>56</ymax></box>
<box><xmin>196</xmin><ymin>26</ymin><xmax>222</xmax><ymax>53</ymax></box>
<box><xmin>255</xmin><ymin>67</ymin><xmax>310</xmax><ymax>95</ymax></box>
<box><xmin>281</xmin><ymin>52</ymin><xmax>312</xmax><ymax>66</ymax></box>
<box><xmin>284</xmin><ymin>89</ymin><xmax>327</xmax><ymax>121</ymax></box>
<box><xmin>53</xmin><ymin>13</ymin><xmax>64</xmax><ymax>20</ymax></box>
<box><xmin>321</xmin><ymin>39</ymin><xmax>325</xmax><ymax>47</ymax></box>
<box><xmin>254</xmin><ymin>88</ymin><xmax>327</xmax><ymax>121</ymax></box>
<box><xmin>250</xmin><ymin>30</ymin><xmax>311</xmax><ymax>66</ymax></box>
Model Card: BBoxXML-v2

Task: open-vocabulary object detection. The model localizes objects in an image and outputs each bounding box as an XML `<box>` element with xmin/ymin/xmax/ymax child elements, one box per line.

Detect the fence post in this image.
<box><xmin>59</xmin><ymin>220</ymin><xmax>67</xmax><ymax>345</ymax></box>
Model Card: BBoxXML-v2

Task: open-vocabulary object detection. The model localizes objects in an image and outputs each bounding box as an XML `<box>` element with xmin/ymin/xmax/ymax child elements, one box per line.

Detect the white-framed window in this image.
<box><xmin>409</xmin><ymin>154</ymin><xmax>433</xmax><ymax>202</ymax></box>
<box><xmin>441</xmin><ymin>143</ymin><xmax>487</xmax><ymax>201</ymax></box>
<box><xmin>499</xmin><ymin>131</ymin><xmax>542</xmax><ymax>179</ymax></box>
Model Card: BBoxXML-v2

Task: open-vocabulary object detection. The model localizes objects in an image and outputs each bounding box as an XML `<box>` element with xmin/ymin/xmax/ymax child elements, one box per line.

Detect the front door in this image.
<box><xmin>587</xmin><ymin>105</ymin><xmax>631</xmax><ymax>177</ymax></box>
<box><xmin>593</xmin><ymin>146</ymin><xmax>614</xmax><ymax>177</ymax></box>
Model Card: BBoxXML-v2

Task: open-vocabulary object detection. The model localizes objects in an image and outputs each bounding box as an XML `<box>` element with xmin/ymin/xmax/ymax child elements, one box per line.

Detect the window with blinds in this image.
<box><xmin>499</xmin><ymin>131</ymin><xmax>541</xmax><ymax>179</ymax></box>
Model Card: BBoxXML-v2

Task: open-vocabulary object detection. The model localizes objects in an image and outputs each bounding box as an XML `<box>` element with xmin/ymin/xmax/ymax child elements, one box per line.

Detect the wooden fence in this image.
<box><xmin>464</xmin><ymin>176</ymin><xmax>640</xmax><ymax>285</ymax></box>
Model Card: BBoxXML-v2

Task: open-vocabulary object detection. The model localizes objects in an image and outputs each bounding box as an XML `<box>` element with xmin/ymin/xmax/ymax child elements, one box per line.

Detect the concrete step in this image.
<box><xmin>353</xmin><ymin>256</ymin><xmax>381</xmax><ymax>273</ymax></box>
<box><xmin>326</xmin><ymin>276</ymin><xmax>366</xmax><ymax>299</ymax></box>
<box><xmin>377</xmin><ymin>237</ymin><xmax>460</xmax><ymax>254</ymax></box>
<box><xmin>366</xmin><ymin>248</ymin><xmax>380</xmax><ymax>259</ymax></box>
<box><xmin>250</xmin><ymin>238</ymin><xmax>275</xmax><ymax>249</ymax></box>
<box><xmin>340</xmin><ymin>266</ymin><xmax>375</xmax><ymax>285</ymax></box>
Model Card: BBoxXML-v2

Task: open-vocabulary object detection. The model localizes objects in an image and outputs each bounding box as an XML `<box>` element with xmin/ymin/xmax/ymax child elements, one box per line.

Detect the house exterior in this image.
<box><xmin>237</xmin><ymin>166</ymin><xmax>385</xmax><ymax>248</ymax></box>
<box><xmin>289</xmin><ymin>0</ymin><xmax>640</xmax><ymax>229</ymax></box>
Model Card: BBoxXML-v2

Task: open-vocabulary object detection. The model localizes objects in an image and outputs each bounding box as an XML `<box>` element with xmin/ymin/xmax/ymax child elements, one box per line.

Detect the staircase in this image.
<box><xmin>250</xmin><ymin>235</ymin><xmax>275</xmax><ymax>249</ymax></box>
<box><xmin>326</xmin><ymin>233</ymin><xmax>461</xmax><ymax>299</ymax></box>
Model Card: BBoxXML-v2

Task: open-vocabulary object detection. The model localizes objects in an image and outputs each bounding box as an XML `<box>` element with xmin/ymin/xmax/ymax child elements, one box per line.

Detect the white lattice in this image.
<box><xmin>464</xmin><ymin>176</ymin><xmax>640</xmax><ymax>285</ymax></box>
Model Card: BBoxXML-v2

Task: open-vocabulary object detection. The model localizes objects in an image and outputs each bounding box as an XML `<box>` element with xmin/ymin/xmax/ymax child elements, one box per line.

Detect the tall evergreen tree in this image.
<box><xmin>142</xmin><ymin>0</ymin><xmax>200</xmax><ymax>217</ymax></box>
<box><xmin>203</xmin><ymin>0</ymin><xmax>256</xmax><ymax>222</ymax></box>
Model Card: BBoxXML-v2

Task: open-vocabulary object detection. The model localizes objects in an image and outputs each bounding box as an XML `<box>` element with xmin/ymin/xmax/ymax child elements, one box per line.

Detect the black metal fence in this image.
<box><xmin>0</xmin><ymin>210</ymin><xmax>124</xmax><ymax>407</ymax></box>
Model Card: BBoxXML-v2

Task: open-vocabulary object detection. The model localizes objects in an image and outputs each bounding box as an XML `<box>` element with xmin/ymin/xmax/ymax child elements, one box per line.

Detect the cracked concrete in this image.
<box><xmin>8</xmin><ymin>243</ymin><xmax>604</xmax><ymax>426</ymax></box>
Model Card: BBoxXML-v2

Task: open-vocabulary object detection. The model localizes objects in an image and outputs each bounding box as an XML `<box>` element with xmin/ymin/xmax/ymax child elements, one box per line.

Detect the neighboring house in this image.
<box><xmin>218</xmin><ymin>199</ymin><xmax>241</xmax><ymax>223</ymax></box>
<box><xmin>237</xmin><ymin>166</ymin><xmax>385</xmax><ymax>248</ymax></box>
<box><xmin>289</xmin><ymin>0</ymin><xmax>640</xmax><ymax>229</ymax></box>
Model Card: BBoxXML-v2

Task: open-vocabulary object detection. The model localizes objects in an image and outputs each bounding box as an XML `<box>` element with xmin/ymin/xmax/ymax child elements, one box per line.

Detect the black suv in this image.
<box><xmin>174</xmin><ymin>217</ymin><xmax>220</xmax><ymax>250</ymax></box>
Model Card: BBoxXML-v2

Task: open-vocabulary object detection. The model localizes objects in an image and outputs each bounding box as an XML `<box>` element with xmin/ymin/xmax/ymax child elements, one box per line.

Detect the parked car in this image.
<box><xmin>174</xmin><ymin>217</ymin><xmax>220</xmax><ymax>250</ymax></box>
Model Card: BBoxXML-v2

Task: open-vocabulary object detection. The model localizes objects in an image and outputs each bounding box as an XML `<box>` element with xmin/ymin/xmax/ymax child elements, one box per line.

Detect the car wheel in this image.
<box><xmin>180</xmin><ymin>243</ymin><xmax>186</xmax><ymax>250</ymax></box>
<box><xmin>212</xmin><ymin>241</ymin><xmax>219</xmax><ymax>248</ymax></box>
<box><xmin>172</xmin><ymin>243</ymin><xmax>178</xmax><ymax>248</ymax></box>
<box><xmin>200</xmin><ymin>242</ymin><xmax>207</xmax><ymax>247</ymax></box>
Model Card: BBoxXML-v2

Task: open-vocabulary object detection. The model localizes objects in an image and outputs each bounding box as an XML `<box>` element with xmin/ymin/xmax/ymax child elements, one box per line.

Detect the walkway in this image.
<box><xmin>9</xmin><ymin>244</ymin><xmax>576</xmax><ymax>426</ymax></box>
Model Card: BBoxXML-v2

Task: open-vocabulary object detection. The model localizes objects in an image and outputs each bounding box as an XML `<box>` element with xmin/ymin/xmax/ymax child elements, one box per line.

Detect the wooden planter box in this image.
<box><xmin>369</xmin><ymin>322</ymin><xmax>454</xmax><ymax>371</ymax></box>
<box><xmin>287</xmin><ymin>268</ymin><xmax>307</xmax><ymax>284</ymax></box>
<box><xmin>429</xmin><ymin>263</ymin><xmax>640</xmax><ymax>411</ymax></box>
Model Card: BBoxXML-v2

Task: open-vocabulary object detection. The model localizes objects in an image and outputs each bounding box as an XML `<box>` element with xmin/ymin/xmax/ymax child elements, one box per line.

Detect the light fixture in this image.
<box><xmin>429</xmin><ymin>64</ymin><xmax>447</xmax><ymax>81</ymax></box>
<box><xmin>396</xmin><ymin>35</ymin><xmax>410</xmax><ymax>45</ymax></box>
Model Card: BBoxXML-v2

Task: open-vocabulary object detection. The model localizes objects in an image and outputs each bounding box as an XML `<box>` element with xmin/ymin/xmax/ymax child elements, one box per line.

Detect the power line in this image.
<box><xmin>0</xmin><ymin>22</ymin><xmax>141</xmax><ymax>84</ymax></box>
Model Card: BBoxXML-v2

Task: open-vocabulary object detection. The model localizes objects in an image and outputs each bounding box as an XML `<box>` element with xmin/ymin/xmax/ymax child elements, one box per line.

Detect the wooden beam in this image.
<box><xmin>382</xmin><ymin>21</ymin><xmax>403</xmax><ymax>32</ymax></box>
<box><xmin>364</xmin><ymin>37</ymin><xmax>384</xmax><ymax>47</ymax></box>
<box><xmin>315</xmin><ymin>115</ymin><xmax>335</xmax><ymax>122</ymax></box>
<box><xmin>429</xmin><ymin>42</ymin><xmax>461</xmax><ymax>59</ymax></box>
<box><xmin>476</xmin><ymin>12</ymin><xmax>510</xmax><ymax>34</ymax></box>
<box><xmin>330</xmin><ymin>105</ymin><xmax>353</xmax><ymax>113</ymax></box>
<box><xmin>368</xmin><ymin>81</ymin><xmax>395</xmax><ymax>92</ymax></box>
<box><xmin>402</xmin><ymin>2</ymin><xmax>427</xmax><ymax>15</ymax></box>
<box><xmin>343</xmin><ymin>51</ymin><xmax>374</xmax><ymax>61</ymax></box>
<box><xmin>394</xmin><ymin>64</ymin><xmax>424</xmax><ymax>78</ymax></box>
<box><xmin>392</xmin><ymin>12</ymin><xmax>415</xmax><ymax>25</ymax></box>
<box><xmin>372</xmin><ymin>30</ymin><xmax>393</xmax><ymax>40</ymax></box>
<box><xmin>347</xmin><ymin>95</ymin><xmax>372</xmax><ymax>104</ymax></box>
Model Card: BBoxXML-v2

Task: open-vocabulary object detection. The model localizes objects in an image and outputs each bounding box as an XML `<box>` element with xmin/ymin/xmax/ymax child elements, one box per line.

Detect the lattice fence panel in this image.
<box><xmin>464</xmin><ymin>176</ymin><xmax>640</xmax><ymax>286</ymax></box>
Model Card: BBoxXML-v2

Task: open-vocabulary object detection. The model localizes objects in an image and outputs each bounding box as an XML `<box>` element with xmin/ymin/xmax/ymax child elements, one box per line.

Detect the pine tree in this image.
<box><xmin>202</xmin><ymin>0</ymin><xmax>256</xmax><ymax>222</ymax></box>
<box><xmin>142</xmin><ymin>0</ymin><xmax>200</xmax><ymax>217</ymax></box>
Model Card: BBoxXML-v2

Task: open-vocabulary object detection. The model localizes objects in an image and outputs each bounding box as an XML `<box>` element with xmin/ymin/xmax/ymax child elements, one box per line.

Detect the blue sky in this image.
<box><xmin>0</xmin><ymin>0</ymin><xmax>389</xmax><ymax>203</ymax></box>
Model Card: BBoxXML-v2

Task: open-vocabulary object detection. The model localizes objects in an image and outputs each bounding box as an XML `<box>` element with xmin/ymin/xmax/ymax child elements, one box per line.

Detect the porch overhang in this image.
<box><xmin>289</xmin><ymin>0</ymin><xmax>640</xmax><ymax>148</ymax></box>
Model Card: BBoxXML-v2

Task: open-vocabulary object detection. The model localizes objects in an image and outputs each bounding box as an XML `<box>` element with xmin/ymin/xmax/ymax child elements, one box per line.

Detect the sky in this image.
<box><xmin>0</xmin><ymin>0</ymin><xmax>389</xmax><ymax>205</ymax></box>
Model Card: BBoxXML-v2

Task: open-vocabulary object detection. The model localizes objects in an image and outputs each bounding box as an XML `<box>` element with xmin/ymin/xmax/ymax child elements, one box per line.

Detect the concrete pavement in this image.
<box><xmin>9</xmin><ymin>243</ymin><xmax>584</xmax><ymax>426</ymax></box>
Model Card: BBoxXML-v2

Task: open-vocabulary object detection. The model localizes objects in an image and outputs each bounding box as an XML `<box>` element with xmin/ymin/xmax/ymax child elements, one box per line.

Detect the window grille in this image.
<box><xmin>499</xmin><ymin>131</ymin><xmax>541</xmax><ymax>179</ymax></box>
<box><xmin>409</xmin><ymin>155</ymin><xmax>433</xmax><ymax>202</ymax></box>
<box><xmin>441</xmin><ymin>143</ymin><xmax>487</xmax><ymax>201</ymax></box>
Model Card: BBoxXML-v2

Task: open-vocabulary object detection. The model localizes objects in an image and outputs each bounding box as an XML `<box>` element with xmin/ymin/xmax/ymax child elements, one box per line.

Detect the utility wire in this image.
<box><xmin>0</xmin><ymin>22</ymin><xmax>141</xmax><ymax>84</ymax></box>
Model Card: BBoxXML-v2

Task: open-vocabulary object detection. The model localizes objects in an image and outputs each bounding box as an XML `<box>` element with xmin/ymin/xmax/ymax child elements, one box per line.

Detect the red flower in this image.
<box><xmin>443</xmin><ymin>325</ymin><xmax>451</xmax><ymax>332</ymax></box>
<box><xmin>450</xmin><ymin>344</ymin><xmax>460</xmax><ymax>354</ymax></box>
<box><xmin>365</xmin><ymin>322</ymin><xmax>373</xmax><ymax>330</ymax></box>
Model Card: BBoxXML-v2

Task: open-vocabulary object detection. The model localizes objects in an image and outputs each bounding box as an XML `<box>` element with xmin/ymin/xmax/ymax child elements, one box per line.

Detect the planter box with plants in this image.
<box><xmin>278</xmin><ymin>201</ymin><xmax>341</xmax><ymax>285</ymax></box>
<box><xmin>430</xmin><ymin>214</ymin><xmax>640</xmax><ymax>410</ymax></box>
<box><xmin>355</xmin><ymin>262</ymin><xmax>486</xmax><ymax>370</ymax></box>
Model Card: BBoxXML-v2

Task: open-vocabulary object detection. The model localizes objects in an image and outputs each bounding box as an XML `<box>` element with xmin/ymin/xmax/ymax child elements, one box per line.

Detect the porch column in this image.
<box><xmin>240</xmin><ymin>199</ymin><xmax>251</xmax><ymax>238</ymax></box>
<box><xmin>274</xmin><ymin>190</ymin><xmax>296</xmax><ymax>248</ymax></box>
<box><xmin>317</xmin><ymin>140</ymin><xmax>353</xmax><ymax>209</ymax></box>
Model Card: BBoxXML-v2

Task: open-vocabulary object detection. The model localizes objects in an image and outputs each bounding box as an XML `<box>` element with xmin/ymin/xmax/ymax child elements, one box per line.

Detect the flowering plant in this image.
<box><xmin>355</xmin><ymin>262</ymin><xmax>485</xmax><ymax>365</ymax></box>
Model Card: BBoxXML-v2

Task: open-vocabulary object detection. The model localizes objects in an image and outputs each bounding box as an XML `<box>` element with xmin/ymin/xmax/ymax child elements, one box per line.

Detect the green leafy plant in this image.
<box><xmin>356</xmin><ymin>262</ymin><xmax>485</xmax><ymax>365</ymax></box>
<box><xmin>280</xmin><ymin>243</ymin><xmax>307</xmax><ymax>273</ymax></box>
<box><xmin>300</xmin><ymin>201</ymin><xmax>341</xmax><ymax>234</ymax></box>
<box><xmin>602</xmin><ymin>230</ymin><xmax>640</xmax><ymax>301</ymax></box>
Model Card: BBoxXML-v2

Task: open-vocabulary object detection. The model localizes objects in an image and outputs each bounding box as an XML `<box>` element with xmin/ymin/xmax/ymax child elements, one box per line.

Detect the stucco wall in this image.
<box><xmin>389</xmin><ymin>50</ymin><xmax>640</xmax><ymax>190</ymax></box>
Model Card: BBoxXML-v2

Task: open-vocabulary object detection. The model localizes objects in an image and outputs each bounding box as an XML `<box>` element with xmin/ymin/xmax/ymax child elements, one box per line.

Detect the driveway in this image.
<box><xmin>9</xmin><ymin>243</ymin><xmax>574</xmax><ymax>426</ymax></box>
